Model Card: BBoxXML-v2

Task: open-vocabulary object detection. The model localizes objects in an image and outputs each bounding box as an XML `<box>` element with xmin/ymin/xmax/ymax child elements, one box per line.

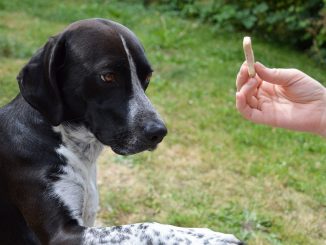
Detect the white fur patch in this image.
<box><xmin>52</xmin><ymin>125</ymin><xmax>103</xmax><ymax>226</ymax></box>
<box><xmin>83</xmin><ymin>222</ymin><xmax>241</xmax><ymax>244</ymax></box>
<box><xmin>120</xmin><ymin>34</ymin><xmax>156</xmax><ymax>122</ymax></box>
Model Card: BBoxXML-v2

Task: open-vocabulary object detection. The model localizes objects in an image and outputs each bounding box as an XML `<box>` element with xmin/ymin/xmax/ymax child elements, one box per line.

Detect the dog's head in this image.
<box><xmin>17</xmin><ymin>19</ymin><xmax>167</xmax><ymax>155</ymax></box>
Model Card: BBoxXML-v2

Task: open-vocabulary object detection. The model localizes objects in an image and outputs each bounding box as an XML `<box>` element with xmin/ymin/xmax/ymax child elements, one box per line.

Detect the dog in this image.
<box><xmin>0</xmin><ymin>19</ymin><xmax>242</xmax><ymax>245</ymax></box>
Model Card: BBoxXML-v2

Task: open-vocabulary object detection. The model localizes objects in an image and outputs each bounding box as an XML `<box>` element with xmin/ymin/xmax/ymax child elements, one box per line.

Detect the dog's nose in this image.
<box><xmin>144</xmin><ymin>122</ymin><xmax>167</xmax><ymax>144</ymax></box>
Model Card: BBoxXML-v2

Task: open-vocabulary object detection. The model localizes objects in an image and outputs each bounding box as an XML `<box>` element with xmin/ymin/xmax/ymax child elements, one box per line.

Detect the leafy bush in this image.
<box><xmin>147</xmin><ymin>0</ymin><xmax>326</xmax><ymax>64</ymax></box>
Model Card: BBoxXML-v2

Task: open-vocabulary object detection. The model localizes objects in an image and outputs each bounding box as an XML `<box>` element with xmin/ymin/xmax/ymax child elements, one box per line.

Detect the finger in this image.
<box><xmin>255</xmin><ymin>62</ymin><xmax>304</xmax><ymax>86</ymax></box>
<box><xmin>249</xmin><ymin>95</ymin><xmax>259</xmax><ymax>109</ymax></box>
<box><xmin>239</xmin><ymin>77</ymin><xmax>259</xmax><ymax>108</ymax></box>
<box><xmin>236</xmin><ymin>92</ymin><xmax>259</xmax><ymax>111</ymax></box>
<box><xmin>236</xmin><ymin>92</ymin><xmax>251</xmax><ymax>118</ymax></box>
<box><xmin>254</xmin><ymin>73</ymin><xmax>263</xmax><ymax>88</ymax></box>
<box><xmin>236</xmin><ymin>62</ymin><xmax>249</xmax><ymax>92</ymax></box>
<box><xmin>253</xmin><ymin>86</ymin><xmax>259</xmax><ymax>97</ymax></box>
<box><xmin>236</xmin><ymin>92</ymin><xmax>264</xmax><ymax>123</ymax></box>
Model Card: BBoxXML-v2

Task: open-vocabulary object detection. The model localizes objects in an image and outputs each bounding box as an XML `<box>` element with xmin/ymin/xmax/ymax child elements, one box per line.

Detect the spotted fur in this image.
<box><xmin>52</xmin><ymin>124</ymin><xmax>242</xmax><ymax>244</ymax></box>
<box><xmin>83</xmin><ymin>223</ymin><xmax>241</xmax><ymax>244</ymax></box>
<box><xmin>0</xmin><ymin>18</ymin><xmax>243</xmax><ymax>245</ymax></box>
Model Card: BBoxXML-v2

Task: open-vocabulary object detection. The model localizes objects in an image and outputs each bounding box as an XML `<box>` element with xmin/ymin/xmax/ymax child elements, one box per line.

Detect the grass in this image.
<box><xmin>0</xmin><ymin>0</ymin><xmax>326</xmax><ymax>244</ymax></box>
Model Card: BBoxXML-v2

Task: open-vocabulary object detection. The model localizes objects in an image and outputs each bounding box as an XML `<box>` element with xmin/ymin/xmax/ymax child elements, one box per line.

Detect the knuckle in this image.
<box><xmin>289</xmin><ymin>68</ymin><xmax>303</xmax><ymax>77</ymax></box>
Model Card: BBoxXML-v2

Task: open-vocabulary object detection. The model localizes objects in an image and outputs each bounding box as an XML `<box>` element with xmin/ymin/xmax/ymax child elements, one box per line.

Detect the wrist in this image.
<box><xmin>316</xmin><ymin>88</ymin><xmax>326</xmax><ymax>137</ymax></box>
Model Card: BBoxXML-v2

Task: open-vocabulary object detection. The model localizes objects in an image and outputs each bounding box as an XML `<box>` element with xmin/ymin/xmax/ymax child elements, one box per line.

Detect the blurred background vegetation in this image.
<box><xmin>148</xmin><ymin>0</ymin><xmax>326</xmax><ymax>64</ymax></box>
<box><xmin>0</xmin><ymin>0</ymin><xmax>325</xmax><ymax>245</ymax></box>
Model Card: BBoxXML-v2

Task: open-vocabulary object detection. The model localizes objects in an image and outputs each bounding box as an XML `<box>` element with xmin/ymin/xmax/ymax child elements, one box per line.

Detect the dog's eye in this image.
<box><xmin>101</xmin><ymin>73</ymin><xmax>115</xmax><ymax>83</ymax></box>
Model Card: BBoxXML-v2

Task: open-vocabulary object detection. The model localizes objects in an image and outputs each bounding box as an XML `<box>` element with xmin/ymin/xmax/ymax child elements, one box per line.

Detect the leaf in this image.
<box><xmin>253</xmin><ymin>2</ymin><xmax>268</xmax><ymax>14</ymax></box>
<box><xmin>242</xmin><ymin>16</ymin><xmax>257</xmax><ymax>29</ymax></box>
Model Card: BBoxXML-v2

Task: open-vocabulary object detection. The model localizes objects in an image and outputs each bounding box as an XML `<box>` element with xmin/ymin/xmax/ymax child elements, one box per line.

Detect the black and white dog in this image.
<box><xmin>0</xmin><ymin>19</ymin><xmax>242</xmax><ymax>245</ymax></box>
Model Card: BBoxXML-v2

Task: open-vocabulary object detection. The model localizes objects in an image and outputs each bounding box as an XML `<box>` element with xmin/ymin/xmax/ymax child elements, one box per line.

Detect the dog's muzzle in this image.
<box><xmin>143</xmin><ymin>120</ymin><xmax>167</xmax><ymax>145</ymax></box>
<box><xmin>108</xmin><ymin>119</ymin><xmax>167</xmax><ymax>155</ymax></box>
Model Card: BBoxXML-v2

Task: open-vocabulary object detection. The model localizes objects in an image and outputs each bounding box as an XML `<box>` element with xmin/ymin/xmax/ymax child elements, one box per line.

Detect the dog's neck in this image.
<box><xmin>53</xmin><ymin>124</ymin><xmax>104</xmax><ymax>164</ymax></box>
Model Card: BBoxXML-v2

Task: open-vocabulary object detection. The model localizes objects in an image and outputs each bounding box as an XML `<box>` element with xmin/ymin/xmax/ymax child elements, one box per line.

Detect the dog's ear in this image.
<box><xmin>17</xmin><ymin>33</ymin><xmax>66</xmax><ymax>126</ymax></box>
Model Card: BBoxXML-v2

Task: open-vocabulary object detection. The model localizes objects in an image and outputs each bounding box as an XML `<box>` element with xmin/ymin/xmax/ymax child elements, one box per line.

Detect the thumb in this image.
<box><xmin>255</xmin><ymin>62</ymin><xmax>298</xmax><ymax>86</ymax></box>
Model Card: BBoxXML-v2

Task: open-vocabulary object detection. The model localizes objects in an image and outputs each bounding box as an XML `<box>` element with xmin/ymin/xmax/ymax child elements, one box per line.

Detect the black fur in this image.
<box><xmin>0</xmin><ymin>18</ymin><xmax>242</xmax><ymax>245</ymax></box>
<box><xmin>0</xmin><ymin>19</ymin><xmax>167</xmax><ymax>244</ymax></box>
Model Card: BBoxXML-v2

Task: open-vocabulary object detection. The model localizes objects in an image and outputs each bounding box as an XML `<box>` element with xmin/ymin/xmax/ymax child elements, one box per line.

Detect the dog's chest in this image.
<box><xmin>52</xmin><ymin>125</ymin><xmax>103</xmax><ymax>226</ymax></box>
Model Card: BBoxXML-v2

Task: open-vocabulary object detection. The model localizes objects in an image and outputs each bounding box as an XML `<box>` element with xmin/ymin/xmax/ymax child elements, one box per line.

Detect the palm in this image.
<box><xmin>256</xmin><ymin>78</ymin><xmax>326</xmax><ymax>132</ymax></box>
<box><xmin>236</xmin><ymin>62</ymin><xmax>326</xmax><ymax>135</ymax></box>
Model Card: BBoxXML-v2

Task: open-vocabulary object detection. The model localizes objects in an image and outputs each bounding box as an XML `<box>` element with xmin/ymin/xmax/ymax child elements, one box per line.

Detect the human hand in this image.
<box><xmin>236</xmin><ymin>62</ymin><xmax>326</xmax><ymax>136</ymax></box>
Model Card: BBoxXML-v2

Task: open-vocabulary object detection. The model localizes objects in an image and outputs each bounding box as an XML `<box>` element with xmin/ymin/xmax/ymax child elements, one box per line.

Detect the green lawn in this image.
<box><xmin>0</xmin><ymin>1</ymin><xmax>325</xmax><ymax>244</ymax></box>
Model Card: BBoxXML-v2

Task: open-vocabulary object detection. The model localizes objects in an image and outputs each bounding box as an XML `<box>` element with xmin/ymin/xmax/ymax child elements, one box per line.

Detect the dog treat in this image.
<box><xmin>243</xmin><ymin>36</ymin><xmax>256</xmax><ymax>77</ymax></box>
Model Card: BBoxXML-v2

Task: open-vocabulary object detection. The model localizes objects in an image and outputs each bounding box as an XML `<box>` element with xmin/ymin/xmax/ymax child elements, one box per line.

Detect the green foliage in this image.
<box><xmin>151</xmin><ymin>0</ymin><xmax>326</xmax><ymax>64</ymax></box>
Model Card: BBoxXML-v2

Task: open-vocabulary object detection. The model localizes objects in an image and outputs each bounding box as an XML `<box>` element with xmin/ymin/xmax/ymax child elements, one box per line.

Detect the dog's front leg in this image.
<box><xmin>14</xmin><ymin>192</ymin><xmax>242</xmax><ymax>244</ymax></box>
<box><xmin>83</xmin><ymin>222</ymin><xmax>242</xmax><ymax>245</ymax></box>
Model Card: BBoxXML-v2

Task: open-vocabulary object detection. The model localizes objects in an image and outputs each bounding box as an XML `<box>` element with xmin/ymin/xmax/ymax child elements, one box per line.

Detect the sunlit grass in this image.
<box><xmin>0</xmin><ymin>0</ymin><xmax>325</xmax><ymax>244</ymax></box>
